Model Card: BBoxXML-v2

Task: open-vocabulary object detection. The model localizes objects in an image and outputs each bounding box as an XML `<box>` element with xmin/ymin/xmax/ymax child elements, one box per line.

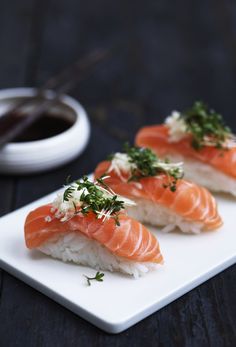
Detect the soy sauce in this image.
<box><xmin>13</xmin><ymin>113</ymin><xmax>74</xmax><ymax>142</ymax></box>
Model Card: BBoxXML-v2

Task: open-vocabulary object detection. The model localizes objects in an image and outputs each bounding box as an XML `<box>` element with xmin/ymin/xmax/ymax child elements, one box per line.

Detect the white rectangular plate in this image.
<box><xmin>0</xmin><ymin>179</ymin><xmax>235</xmax><ymax>334</ymax></box>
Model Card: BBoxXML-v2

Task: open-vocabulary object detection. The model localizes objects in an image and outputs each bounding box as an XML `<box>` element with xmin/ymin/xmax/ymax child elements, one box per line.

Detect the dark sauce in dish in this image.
<box><xmin>14</xmin><ymin>114</ymin><xmax>73</xmax><ymax>142</ymax></box>
<box><xmin>11</xmin><ymin>113</ymin><xmax>74</xmax><ymax>142</ymax></box>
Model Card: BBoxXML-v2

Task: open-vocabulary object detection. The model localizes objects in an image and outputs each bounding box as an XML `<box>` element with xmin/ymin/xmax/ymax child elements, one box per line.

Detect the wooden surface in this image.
<box><xmin>0</xmin><ymin>0</ymin><xmax>235</xmax><ymax>345</ymax></box>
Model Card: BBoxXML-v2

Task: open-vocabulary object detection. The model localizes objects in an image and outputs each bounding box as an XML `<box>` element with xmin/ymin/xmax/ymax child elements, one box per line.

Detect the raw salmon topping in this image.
<box><xmin>136</xmin><ymin>124</ymin><xmax>236</xmax><ymax>179</ymax></box>
<box><xmin>95</xmin><ymin>159</ymin><xmax>223</xmax><ymax>231</ymax></box>
<box><xmin>24</xmin><ymin>205</ymin><xmax>163</xmax><ymax>263</ymax></box>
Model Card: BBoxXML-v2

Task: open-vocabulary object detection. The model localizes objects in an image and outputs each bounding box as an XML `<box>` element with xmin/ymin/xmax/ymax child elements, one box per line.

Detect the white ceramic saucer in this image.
<box><xmin>0</xmin><ymin>88</ymin><xmax>90</xmax><ymax>174</ymax></box>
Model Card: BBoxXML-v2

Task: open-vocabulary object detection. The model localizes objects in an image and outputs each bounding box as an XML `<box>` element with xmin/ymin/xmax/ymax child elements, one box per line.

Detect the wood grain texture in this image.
<box><xmin>0</xmin><ymin>0</ymin><xmax>235</xmax><ymax>346</ymax></box>
<box><xmin>0</xmin><ymin>0</ymin><xmax>35</xmax><ymax>334</ymax></box>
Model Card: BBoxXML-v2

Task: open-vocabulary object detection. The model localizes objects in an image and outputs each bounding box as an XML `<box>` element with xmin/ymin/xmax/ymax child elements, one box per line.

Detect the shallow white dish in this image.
<box><xmin>0</xmin><ymin>178</ymin><xmax>235</xmax><ymax>333</ymax></box>
<box><xmin>0</xmin><ymin>88</ymin><xmax>90</xmax><ymax>174</ymax></box>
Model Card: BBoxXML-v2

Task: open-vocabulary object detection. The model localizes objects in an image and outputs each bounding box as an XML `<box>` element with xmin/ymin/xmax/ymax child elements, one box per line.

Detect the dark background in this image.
<box><xmin>0</xmin><ymin>1</ymin><xmax>236</xmax><ymax>346</ymax></box>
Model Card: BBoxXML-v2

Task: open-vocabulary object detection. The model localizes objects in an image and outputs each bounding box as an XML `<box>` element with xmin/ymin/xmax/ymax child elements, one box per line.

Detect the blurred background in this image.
<box><xmin>0</xmin><ymin>0</ymin><xmax>236</xmax><ymax>164</ymax></box>
<box><xmin>1</xmin><ymin>0</ymin><xmax>236</xmax><ymax>191</ymax></box>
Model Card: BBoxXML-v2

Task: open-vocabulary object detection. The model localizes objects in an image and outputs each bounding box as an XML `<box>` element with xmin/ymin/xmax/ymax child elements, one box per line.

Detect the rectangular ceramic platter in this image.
<box><xmin>0</xmin><ymin>176</ymin><xmax>235</xmax><ymax>333</ymax></box>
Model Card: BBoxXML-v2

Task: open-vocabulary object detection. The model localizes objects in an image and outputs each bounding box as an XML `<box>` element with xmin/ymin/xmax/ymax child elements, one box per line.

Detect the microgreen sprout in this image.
<box><xmin>125</xmin><ymin>143</ymin><xmax>183</xmax><ymax>191</ymax></box>
<box><xmin>108</xmin><ymin>144</ymin><xmax>184</xmax><ymax>192</ymax></box>
<box><xmin>60</xmin><ymin>176</ymin><xmax>135</xmax><ymax>225</ymax></box>
<box><xmin>179</xmin><ymin>101</ymin><xmax>234</xmax><ymax>150</ymax></box>
<box><xmin>84</xmin><ymin>271</ymin><xmax>105</xmax><ymax>286</ymax></box>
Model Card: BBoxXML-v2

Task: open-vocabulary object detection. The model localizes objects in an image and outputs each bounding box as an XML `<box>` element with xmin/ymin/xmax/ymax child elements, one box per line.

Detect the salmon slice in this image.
<box><xmin>24</xmin><ymin>205</ymin><xmax>163</xmax><ymax>263</ymax></box>
<box><xmin>94</xmin><ymin>161</ymin><xmax>223</xmax><ymax>231</ymax></box>
<box><xmin>135</xmin><ymin>124</ymin><xmax>236</xmax><ymax>179</ymax></box>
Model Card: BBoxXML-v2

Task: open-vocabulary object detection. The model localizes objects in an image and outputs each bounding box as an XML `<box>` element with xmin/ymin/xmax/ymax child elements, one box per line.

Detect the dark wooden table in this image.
<box><xmin>0</xmin><ymin>1</ymin><xmax>235</xmax><ymax>346</ymax></box>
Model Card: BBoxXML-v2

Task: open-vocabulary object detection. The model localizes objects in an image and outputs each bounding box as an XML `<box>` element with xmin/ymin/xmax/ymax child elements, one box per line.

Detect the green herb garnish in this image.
<box><xmin>123</xmin><ymin>143</ymin><xmax>184</xmax><ymax>192</ymax></box>
<box><xmin>124</xmin><ymin>143</ymin><xmax>158</xmax><ymax>179</ymax></box>
<box><xmin>96</xmin><ymin>173</ymin><xmax>112</xmax><ymax>191</ymax></box>
<box><xmin>63</xmin><ymin>186</ymin><xmax>75</xmax><ymax>202</ymax></box>
<box><xmin>107</xmin><ymin>153</ymin><xmax>115</xmax><ymax>161</ymax></box>
<box><xmin>63</xmin><ymin>176</ymin><xmax>128</xmax><ymax>225</ymax></box>
<box><xmin>84</xmin><ymin>271</ymin><xmax>105</xmax><ymax>286</ymax></box>
<box><xmin>180</xmin><ymin>101</ymin><xmax>232</xmax><ymax>150</ymax></box>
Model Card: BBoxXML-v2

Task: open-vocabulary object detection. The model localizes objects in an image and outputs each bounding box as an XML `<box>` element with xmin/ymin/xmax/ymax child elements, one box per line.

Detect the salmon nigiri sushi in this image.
<box><xmin>136</xmin><ymin>101</ymin><xmax>236</xmax><ymax>196</ymax></box>
<box><xmin>94</xmin><ymin>145</ymin><xmax>223</xmax><ymax>233</ymax></box>
<box><xmin>24</xmin><ymin>176</ymin><xmax>163</xmax><ymax>278</ymax></box>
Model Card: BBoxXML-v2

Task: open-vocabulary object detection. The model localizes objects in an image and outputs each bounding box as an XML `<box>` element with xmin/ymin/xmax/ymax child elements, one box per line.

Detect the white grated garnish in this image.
<box><xmin>44</xmin><ymin>215</ymin><xmax>52</xmax><ymax>223</ymax></box>
<box><xmin>154</xmin><ymin>161</ymin><xmax>184</xmax><ymax>172</ymax></box>
<box><xmin>165</xmin><ymin>111</ymin><xmax>188</xmax><ymax>142</ymax></box>
<box><xmin>52</xmin><ymin>183</ymin><xmax>84</xmax><ymax>221</ymax></box>
<box><xmin>222</xmin><ymin>135</ymin><xmax>236</xmax><ymax>149</ymax></box>
<box><xmin>108</xmin><ymin>153</ymin><xmax>136</xmax><ymax>181</ymax></box>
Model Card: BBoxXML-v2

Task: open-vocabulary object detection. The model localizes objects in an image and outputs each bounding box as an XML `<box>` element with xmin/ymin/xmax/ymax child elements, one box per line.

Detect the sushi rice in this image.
<box><xmin>39</xmin><ymin>232</ymin><xmax>160</xmax><ymax>279</ymax></box>
<box><xmin>165</xmin><ymin>153</ymin><xmax>236</xmax><ymax>197</ymax></box>
<box><xmin>126</xmin><ymin>198</ymin><xmax>204</xmax><ymax>234</ymax></box>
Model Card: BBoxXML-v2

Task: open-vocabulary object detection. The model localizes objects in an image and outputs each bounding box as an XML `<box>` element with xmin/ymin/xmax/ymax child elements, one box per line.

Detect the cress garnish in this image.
<box><xmin>53</xmin><ymin>176</ymin><xmax>135</xmax><ymax>226</ymax></box>
<box><xmin>108</xmin><ymin>144</ymin><xmax>184</xmax><ymax>192</ymax></box>
<box><xmin>84</xmin><ymin>271</ymin><xmax>105</xmax><ymax>286</ymax></box>
<box><xmin>166</xmin><ymin>101</ymin><xmax>235</xmax><ymax>150</ymax></box>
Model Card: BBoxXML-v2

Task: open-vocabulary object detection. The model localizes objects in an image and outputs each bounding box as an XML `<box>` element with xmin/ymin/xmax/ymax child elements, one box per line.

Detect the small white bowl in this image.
<box><xmin>0</xmin><ymin>88</ymin><xmax>90</xmax><ymax>174</ymax></box>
